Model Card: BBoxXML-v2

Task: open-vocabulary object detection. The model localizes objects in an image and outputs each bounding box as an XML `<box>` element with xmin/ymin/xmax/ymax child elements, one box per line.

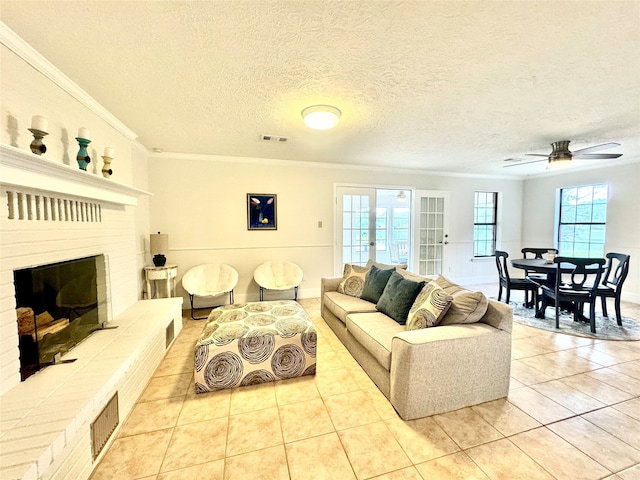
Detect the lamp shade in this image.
<box><xmin>150</xmin><ymin>233</ymin><xmax>168</xmax><ymax>256</ymax></box>
<box><xmin>301</xmin><ymin>105</ymin><xmax>341</xmax><ymax>130</ymax></box>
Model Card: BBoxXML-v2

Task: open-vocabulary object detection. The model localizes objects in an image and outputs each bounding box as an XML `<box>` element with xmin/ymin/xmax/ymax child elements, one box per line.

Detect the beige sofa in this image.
<box><xmin>321</xmin><ymin>272</ymin><xmax>513</xmax><ymax>420</ymax></box>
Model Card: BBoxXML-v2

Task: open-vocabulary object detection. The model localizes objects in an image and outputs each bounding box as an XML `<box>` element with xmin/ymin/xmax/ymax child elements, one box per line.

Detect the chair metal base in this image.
<box><xmin>189</xmin><ymin>291</ymin><xmax>234</xmax><ymax>320</ymax></box>
<box><xmin>259</xmin><ymin>286</ymin><xmax>298</xmax><ymax>301</ymax></box>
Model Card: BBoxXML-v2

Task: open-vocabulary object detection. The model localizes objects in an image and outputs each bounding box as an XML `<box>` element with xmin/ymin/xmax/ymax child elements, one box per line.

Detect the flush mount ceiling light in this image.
<box><xmin>301</xmin><ymin>105</ymin><xmax>341</xmax><ymax>130</ymax></box>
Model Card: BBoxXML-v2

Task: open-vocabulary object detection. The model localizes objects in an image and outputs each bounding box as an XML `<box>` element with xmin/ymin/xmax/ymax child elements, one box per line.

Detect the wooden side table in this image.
<box><xmin>144</xmin><ymin>264</ymin><xmax>178</xmax><ymax>299</ymax></box>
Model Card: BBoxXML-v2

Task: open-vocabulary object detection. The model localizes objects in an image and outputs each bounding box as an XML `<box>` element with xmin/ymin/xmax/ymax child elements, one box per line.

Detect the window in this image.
<box><xmin>558</xmin><ymin>184</ymin><xmax>608</xmax><ymax>257</ymax></box>
<box><xmin>474</xmin><ymin>191</ymin><xmax>497</xmax><ymax>257</ymax></box>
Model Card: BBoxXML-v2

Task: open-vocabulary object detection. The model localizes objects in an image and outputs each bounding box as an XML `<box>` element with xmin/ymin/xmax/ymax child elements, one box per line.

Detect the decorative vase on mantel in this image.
<box><xmin>101</xmin><ymin>155</ymin><xmax>113</xmax><ymax>178</ymax></box>
<box><xmin>76</xmin><ymin>137</ymin><xmax>91</xmax><ymax>171</ymax></box>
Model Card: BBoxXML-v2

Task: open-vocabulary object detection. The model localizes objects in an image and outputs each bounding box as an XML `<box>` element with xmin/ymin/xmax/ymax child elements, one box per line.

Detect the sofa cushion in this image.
<box><xmin>435</xmin><ymin>275</ymin><xmax>489</xmax><ymax>325</ymax></box>
<box><xmin>337</xmin><ymin>264</ymin><xmax>370</xmax><ymax>297</ymax></box>
<box><xmin>346</xmin><ymin>312</ymin><xmax>405</xmax><ymax>370</ymax></box>
<box><xmin>324</xmin><ymin>291</ymin><xmax>377</xmax><ymax>324</ymax></box>
<box><xmin>406</xmin><ymin>281</ymin><xmax>453</xmax><ymax>330</ymax></box>
<box><xmin>376</xmin><ymin>272</ymin><xmax>425</xmax><ymax>325</ymax></box>
<box><xmin>360</xmin><ymin>265</ymin><xmax>394</xmax><ymax>304</ymax></box>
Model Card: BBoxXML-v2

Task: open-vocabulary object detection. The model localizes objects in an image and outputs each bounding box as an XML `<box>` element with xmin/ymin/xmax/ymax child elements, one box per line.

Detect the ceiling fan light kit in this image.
<box><xmin>302</xmin><ymin>105</ymin><xmax>341</xmax><ymax>130</ymax></box>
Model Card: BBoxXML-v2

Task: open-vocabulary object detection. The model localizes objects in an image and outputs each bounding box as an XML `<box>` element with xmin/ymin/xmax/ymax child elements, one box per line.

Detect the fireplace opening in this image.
<box><xmin>14</xmin><ymin>255</ymin><xmax>109</xmax><ymax>381</ymax></box>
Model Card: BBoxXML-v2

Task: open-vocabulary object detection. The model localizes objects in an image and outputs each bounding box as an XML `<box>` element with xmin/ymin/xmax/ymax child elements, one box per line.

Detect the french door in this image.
<box><xmin>335</xmin><ymin>186</ymin><xmax>411</xmax><ymax>274</ymax></box>
<box><xmin>414</xmin><ymin>190</ymin><xmax>449</xmax><ymax>276</ymax></box>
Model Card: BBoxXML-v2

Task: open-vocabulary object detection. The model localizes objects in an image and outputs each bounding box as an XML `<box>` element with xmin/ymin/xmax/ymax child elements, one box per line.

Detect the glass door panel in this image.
<box><xmin>336</xmin><ymin>187</ymin><xmax>412</xmax><ymax>274</ymax></box>
<box><xmin>414</xmin><ymin>190</ymin><xmax>448</xmax><ymax>276</ymax></box>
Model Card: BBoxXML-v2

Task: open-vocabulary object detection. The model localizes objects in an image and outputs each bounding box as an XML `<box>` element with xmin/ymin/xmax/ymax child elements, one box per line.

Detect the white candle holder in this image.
<box><xmin>28</xmin><ymin>128</ymin><xmax>48</xmax><ymax>155</ymax></box>
<box><xmin>101</xmin><ymin>155</ymin><xmax>113</xmax><ymax>178</ymax></box>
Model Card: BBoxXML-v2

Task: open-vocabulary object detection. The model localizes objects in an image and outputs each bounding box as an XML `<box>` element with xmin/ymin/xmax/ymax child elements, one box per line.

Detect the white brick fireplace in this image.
<box><xmin>0</xmin><ymin>144</ymin><xmax>183</xmax><ymax>480</ymax></box>
<box><xmin>0</xmin><ymin>143</ymin><xmax>148</xmax><ymax>393</ymax></box>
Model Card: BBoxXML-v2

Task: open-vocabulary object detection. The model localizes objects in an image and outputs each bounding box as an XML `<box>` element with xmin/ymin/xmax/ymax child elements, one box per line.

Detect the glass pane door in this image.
<box><xmin>336</xmin><ymin>187</ymin><xmax>412</xmax><ymax>274</ymax></box>
<box><xmin>414</xmin><ymin>191</ymin><xmax>448</xmax><ymax>276</ymax></box>
<box><xmin>336</xmin><ymin>187</ymin><xmax>375</xmax><ymax>273</ymax></box>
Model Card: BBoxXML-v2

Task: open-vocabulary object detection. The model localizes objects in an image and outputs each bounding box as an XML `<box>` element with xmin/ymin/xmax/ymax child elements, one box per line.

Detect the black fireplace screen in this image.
<box><xmin>14</xmin><ymin>255</ymin><xmax>108</xmax><ymax>381</ymax></box>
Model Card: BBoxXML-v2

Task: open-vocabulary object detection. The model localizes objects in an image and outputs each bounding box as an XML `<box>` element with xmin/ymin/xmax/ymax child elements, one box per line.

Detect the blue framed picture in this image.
<box><xmin>247</xmin><ymin>194</ymin><xmax>277</xmax><ymax>230</ymax></box>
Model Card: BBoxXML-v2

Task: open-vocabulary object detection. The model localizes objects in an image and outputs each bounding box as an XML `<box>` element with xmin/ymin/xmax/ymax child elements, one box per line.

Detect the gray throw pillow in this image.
<box><xmin>376</xmin><ymin>271</ymin><xmax>425</xmax><ymax>325</ymax></box>
<box><xmin>360</xmin><ymin>265</ymin><xmax>394</xmax><ymax>304</ymax></box>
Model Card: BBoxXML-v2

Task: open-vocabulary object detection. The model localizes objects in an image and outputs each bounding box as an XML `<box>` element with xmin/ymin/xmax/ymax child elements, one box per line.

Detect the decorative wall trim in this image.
<box><xmin>0</xmin><ymin>144</ymin><xmax>151</xmax><ymax>206</ymax></box>
<box><xmin>6</xmin><ymin>190</ymin><xmax>102</xmax><ymax>222</ymax></box>
<box><xmin>0</xmin><ymin>21</ymin><xmax>137</xmax><ymax>141</ymax></box>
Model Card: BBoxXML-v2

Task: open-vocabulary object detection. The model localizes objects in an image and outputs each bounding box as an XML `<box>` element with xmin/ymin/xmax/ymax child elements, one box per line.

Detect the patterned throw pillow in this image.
<box><xmin>337</xmin><ymin>264</ymin><xmax>370</xmax><ymax>297</ymax></box>
<box><xmin>406</xmin><ymin>282</ymin><xmax>454</xmax><ymax>330</ymax></box>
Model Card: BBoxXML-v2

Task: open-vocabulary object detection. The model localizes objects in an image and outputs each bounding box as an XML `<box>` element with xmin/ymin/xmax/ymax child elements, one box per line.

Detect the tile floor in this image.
<box><xmin>90</xmin><ymin>286</ymin><xmax>640</xmax><ymax>480</ymax></box>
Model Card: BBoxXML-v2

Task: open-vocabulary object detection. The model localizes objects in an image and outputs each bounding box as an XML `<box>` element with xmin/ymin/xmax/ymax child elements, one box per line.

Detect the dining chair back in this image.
<box><xmin>495</xmin><ymin>250</ymin><xmax>539</xmax><ymax>307</ymax></box>
<box><xmin>520</xmin><ymin>247</ymin><xmax>559</xmax><ymax>303</ymax></box>
<box><xmin>597</xmin><ymin>252</ymin><xmax>630</xmax><ymax>325</ymax></box>
<box><xmin>539</xmin><ymin>256</ymin><xmax>606</xmax><ymax>333</ymax></box>
<box><xmin>521</xmin><ymin>247</ymin><xmax>559</xmax><ymax>259</ymax></box>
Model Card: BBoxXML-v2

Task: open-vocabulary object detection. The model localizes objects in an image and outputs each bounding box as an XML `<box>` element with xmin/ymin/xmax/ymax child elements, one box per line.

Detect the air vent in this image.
<box><xmin>91</xmin><ymin>392</ymin><xmax>119</xmax><ymax>460</ymax></box>
<box><xmin>261</xmin><ymin>134</ymin><xmax>289</xmax><ymax>143</ymax></box>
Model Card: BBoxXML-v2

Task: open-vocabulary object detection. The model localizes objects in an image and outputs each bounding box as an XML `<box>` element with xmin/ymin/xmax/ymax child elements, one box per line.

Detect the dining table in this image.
<box><xmin>510</xmin><ymin>257</ymin><xmax>602</xmax><ymax>320</ymax></box>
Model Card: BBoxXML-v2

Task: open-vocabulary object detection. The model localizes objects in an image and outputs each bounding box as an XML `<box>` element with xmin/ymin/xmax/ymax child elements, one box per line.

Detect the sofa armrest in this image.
<box><xmin>321</xmin><ymin>276</ymin><xmax>343</xmax><ymax>318</ymax></box>
<box><xmin>390</xmin><ymin>324</ymin><xmax>511</xmax><ymax>419</ymax></box>
<box><xmin>481</xmin><ymin>300</ymin><xmax>513</xmax><ymax>333</ymax></box>
<box><xmin>321</xmin><ymin>276</ymin><xmax>343</xmax><ymax>294</ymax></box>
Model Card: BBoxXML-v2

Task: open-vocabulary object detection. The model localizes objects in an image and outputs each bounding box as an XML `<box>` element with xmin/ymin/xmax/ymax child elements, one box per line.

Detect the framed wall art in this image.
<box><xmin>247</xmin><ymin>194</ymin><xmax>277</xmax><ymax>230</ymax></box>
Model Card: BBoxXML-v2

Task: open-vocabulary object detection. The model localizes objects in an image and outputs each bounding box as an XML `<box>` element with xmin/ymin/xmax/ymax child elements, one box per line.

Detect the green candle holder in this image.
<box><xmin>76</xmin><ymin>137</ymin><xmax>91</xmax><ymax>171</ymax></box>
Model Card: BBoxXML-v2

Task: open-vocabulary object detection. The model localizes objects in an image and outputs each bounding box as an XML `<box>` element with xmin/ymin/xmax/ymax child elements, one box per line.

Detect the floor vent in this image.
<box><xmin>91</xmin><ymin>392</ymin><xmax>119</xmax><ymax>461</ymax></box>
<box><xmin>166</xmin><ymin>319</ymin><xmax>175</xmax><ymax>348</ymax></box>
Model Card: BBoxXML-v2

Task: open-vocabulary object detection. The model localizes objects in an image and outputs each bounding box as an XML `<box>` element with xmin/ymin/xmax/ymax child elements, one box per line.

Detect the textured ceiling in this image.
<box><xmin>1</xmin><ymin>1</ymin><xmax>639</xmax><ymax>177</ymax></box>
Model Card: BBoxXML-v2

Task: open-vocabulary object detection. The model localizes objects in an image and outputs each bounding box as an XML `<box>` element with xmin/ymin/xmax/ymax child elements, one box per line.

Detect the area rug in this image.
<box><xmin>504</xmin><ymin>301</ymin><xmax>640</xmax><ymax>341</ymax></box>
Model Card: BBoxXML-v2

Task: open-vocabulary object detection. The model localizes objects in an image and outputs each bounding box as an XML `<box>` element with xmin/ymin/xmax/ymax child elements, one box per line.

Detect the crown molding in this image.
<box><xmin>0</xmin><ymin>21</ymin><xmax>137</xmax><ymax>141</ymax></box>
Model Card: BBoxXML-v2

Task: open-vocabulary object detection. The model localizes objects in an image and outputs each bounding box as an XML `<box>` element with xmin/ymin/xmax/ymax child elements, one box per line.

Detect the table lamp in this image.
<box><xmin>150</xmin><ymin>232</ymin><xmax>168</xmax><ymax>267</ymax></box>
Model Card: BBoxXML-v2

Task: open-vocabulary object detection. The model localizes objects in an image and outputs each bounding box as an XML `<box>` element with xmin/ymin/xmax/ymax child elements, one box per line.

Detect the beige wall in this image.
<box><xmin>522</xmin><ymin>161</ymin><xmax>640</xmax><ymax>303</ymax></box>
<box><xmin>148</xmin><ymin>155</ymin><xmax>524</xmax><ymax>304</ymax></box>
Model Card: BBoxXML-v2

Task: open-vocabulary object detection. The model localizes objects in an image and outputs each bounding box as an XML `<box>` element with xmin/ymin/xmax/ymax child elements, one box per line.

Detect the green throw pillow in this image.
<box><xmin>376</xmin><ymin>271</ymin><xmax>425</xmax><ymax>325</ymax></box>
<box><xmin>360</xmin><ymin>265</ymin><xmax>394</xmax><ymax>304</ymax></box>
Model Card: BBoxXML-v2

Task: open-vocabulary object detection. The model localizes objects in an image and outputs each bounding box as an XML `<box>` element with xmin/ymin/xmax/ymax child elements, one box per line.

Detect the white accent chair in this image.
<box><xmin>253</xmin><ymin>261</ymin><xmax>303</xmax><ymax>301</ymax></box>
<box><xmin>181</xmin><ymin>263</ymin><xmax>239</xmax><ymax>319</ymax></box>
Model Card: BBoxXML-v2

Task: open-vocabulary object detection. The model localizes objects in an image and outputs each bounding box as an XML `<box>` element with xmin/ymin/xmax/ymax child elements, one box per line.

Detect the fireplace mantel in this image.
<box><xmin>0</xmin><ymin>143</ymin><xmax>151</xmax><ymax>206</ymax></box>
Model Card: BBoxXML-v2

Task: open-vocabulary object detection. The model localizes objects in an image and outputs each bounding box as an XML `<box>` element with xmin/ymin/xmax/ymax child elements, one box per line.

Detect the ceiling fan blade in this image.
<box><xmin>573</xmin><ymin>153</ymin><xmax>623</xmax><ymax>159</ymax></box>
<box><xmin>571</xmin><ymin>142</ymin><xmax>620</xmax><ymax>155</ymax></box>
<box><xmin>503</xmin><ymin>158</ymin><xmax>548</xmax><ymax>168</ymax></box>
<box><xmin>524</xmin><ymin>154</ymin><xmax>549</xmax><ymax>157</ymax></box>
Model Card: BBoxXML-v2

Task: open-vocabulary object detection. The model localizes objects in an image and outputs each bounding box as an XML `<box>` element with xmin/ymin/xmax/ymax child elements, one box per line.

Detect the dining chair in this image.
<box><xmin>495</xmin><ymin>250</ymin><xmax>540</xmax><ymax>309</ymax></box>
<box><xmin>539</xmin><ymin>256</ymin><xmax>606</xmax><ymax>333</ymax></box>
<box><xmin>597</xmin><ymin>252</ymin><xmax>631</xmax><ymax>325</ymax></box>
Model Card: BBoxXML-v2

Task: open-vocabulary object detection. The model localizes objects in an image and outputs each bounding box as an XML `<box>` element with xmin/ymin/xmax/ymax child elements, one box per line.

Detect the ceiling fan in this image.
<box><xmin>503</xmin><ymin>140</ymin><xmax>622</xmax><ymax>168</ymax></box>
